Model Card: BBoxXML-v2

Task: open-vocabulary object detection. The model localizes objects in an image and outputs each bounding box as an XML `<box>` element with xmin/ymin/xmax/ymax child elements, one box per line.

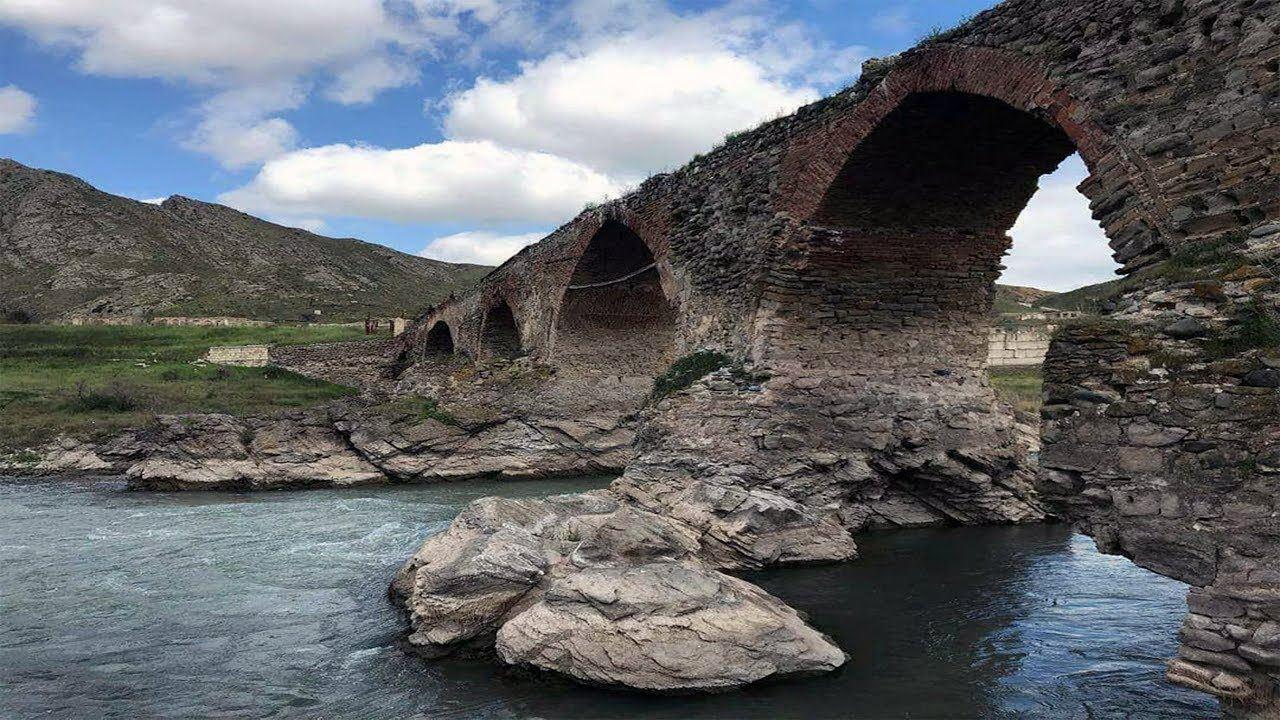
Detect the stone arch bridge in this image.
<box><xmin>379</xmin><ymin>0</ymin><xmax>1280</xmax><ymax>712</ymax></box>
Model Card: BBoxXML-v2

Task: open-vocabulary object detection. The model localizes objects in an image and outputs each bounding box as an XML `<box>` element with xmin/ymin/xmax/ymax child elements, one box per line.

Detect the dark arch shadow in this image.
<box><xmin>552</xmin><ymin>219</ymin><xmax>677</xmax><ymax>378</ymax></box>
<box><xmin>480</xmin><ymin>300</ymin><xmax>522</xmax><ymax>361</ymax></box>
<box><xmin>767</xmin><ymin>90</ymin><xmax>1083</xmax><ymax>380</ymax></box>
<box><xmin>422</xmin><ymin>321</ymin><xmax>455</xmax><ymax>357</ymax></box>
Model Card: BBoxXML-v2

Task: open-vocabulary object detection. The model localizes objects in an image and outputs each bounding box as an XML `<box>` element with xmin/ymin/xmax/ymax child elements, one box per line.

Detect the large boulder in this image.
<box><xmin>495</xmin><ymin>561</ymin><xmax>847</xmax><ymax>691</ymax></box>
<box><xmin>392</xmin><ymin>486</ymin><xmax>849</xmax><ymax>691</ymax></box>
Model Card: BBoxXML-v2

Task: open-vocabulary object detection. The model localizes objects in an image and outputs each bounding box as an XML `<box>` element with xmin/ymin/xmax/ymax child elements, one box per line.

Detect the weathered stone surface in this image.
<box><xmin>1165</xmin><ymin>317</ymin><xmax>1209</xmax><ymax>339</ymax></box>
<box><xmin>391</xmin><ymin>485</ymin><xmax>846</xmax><ymax>690</ymax></box>
<box><xmin>495</xmin><ymin>561</ymin><xmax>846</xmax><ymax>691</ymax></box>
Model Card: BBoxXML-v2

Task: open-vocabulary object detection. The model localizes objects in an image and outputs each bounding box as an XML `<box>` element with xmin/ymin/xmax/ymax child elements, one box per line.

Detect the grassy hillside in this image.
<box><xmin>1038</xmin><ymin>278</ymin><xmax>1127</xmax><ymax>314</ymax></box>
<box><xmin>0</xmin><ymin>324</ymin><xmax>363</xmax><ymax>452</ymax></box>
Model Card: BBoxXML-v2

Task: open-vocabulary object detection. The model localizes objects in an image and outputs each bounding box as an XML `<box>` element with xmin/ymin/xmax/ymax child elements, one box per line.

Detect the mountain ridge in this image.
<box><xmin>0</xmin><ymin>158</ymin><xmax>489</xmax><ymax>323</ymax></box>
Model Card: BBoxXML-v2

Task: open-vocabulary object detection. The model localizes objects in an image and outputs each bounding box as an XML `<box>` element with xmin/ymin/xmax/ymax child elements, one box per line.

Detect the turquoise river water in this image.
<box><xmin>0</xmin><ymin>476</ymin><xmax>1219</xmax><ymax>719</ymax></box>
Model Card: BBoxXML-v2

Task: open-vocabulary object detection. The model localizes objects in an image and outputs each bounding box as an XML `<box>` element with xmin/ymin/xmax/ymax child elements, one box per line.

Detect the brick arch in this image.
<box><xmin>776</xmin><ymin>44</ymin><xmax>1170</xmax><ymax>273</ymax></box>
<box><xmin>479</xmin><ymin>294</ymin><xmax>523</xmax><ymax>360</ymax></box>
<box><xmin>547</xmin><ymin>209</ymin><xmax>680</xmax><ymax>304</ymax></box>
<box><xmin>549</xmin><ymin>214</ymin><xmax>679</xmax><ymax>377</ymax></box>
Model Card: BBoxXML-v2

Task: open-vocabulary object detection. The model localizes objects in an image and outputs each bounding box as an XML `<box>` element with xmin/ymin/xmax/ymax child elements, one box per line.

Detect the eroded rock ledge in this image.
<box><xmin>391</xmin><ymin>364</ymin><xmax>1045</xmax><ymax>691</ymax></box>
<box><xmin>13</xmin><ymin>401</ymin><xmax>634</xmax><ymax>490</ymax></box>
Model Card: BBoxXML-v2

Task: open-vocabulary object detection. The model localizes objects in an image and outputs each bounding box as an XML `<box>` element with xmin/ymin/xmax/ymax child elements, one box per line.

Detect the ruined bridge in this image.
<box><xmin>386</xmin><ymin>0</ymin><xmax>1280</xmax><ymax>712</ymax></box>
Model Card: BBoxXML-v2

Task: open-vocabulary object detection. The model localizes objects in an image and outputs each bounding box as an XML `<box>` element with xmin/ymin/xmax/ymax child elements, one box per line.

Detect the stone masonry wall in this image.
<box><xmin>988</xmin><ymin>328</ymin><xmax>1052</xmax><ymax>366</ymax></box>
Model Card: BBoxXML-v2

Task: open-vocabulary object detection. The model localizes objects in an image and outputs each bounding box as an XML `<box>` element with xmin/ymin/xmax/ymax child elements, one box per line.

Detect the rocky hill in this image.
<box><xmin>991</xmin><ymin>283</ymin><xmax>1059</xmax><ymax>315</ymax></box>
<box><xmin>0</xmin><ymin>159</ymin><xmax>489</xmax><ymax>322</ymax></box>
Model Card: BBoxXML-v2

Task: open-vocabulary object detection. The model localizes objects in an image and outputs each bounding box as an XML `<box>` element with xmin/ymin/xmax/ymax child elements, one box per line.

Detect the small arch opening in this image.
<box><xmin>480</xmin><ymin>300</ymin><xmax>522</xmax><ymax>360</ymax></box>
<box><xmin>553</xmin><ymin>220</ymin><xmax>677</xmax><ymax>377</ymax></box>
<box><xmin>423</xmin><ymin>321</ymin><xmax>455</xmax><ymax>357</ymax></box>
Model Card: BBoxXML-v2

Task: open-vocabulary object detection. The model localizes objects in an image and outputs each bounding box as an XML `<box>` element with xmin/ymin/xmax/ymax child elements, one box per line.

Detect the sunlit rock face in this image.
<box><xmin>387</xmin><ymin>0</ymin><xmax>1280</xmax><ymax>709</ymax></box>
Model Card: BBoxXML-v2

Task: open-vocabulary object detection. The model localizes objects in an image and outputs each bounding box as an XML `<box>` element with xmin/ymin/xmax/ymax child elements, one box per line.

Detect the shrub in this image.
<box><xmin>260</xmin><ymin>365</ymin><xmax>291</xmax><ymax>380</ymax></box>
<box><xmin>420</xmin><ymin>398</ymin><xmax>458</xmax><ymax>426</ymax></box>
<box><xmin>651</xmin><ymin>351</ymin><xmax>732</xmax><ymax>401</ymax></box>
<box><xmin>68</xmin><ymin>382</ymin><xmax>141</xmax><ymax>413</ymax></box>
<box><xmin>2</xmin><ymin>308</ymin><xmax>33</xmax><ymax>324</ymax></box>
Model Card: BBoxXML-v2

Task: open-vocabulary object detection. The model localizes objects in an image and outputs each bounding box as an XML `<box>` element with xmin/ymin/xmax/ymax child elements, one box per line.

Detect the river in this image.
<box><xmin>0</xmin><ymin>476</ymin><xmax>1217</xmax><ymax>719</ymax></box>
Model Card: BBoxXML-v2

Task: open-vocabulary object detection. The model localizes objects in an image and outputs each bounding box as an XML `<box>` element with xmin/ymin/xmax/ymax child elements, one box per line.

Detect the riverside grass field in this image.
<box><xmin>0</xmin><ymin>324</ymin><xmax>364</xmax><ymax>453</ymax></box>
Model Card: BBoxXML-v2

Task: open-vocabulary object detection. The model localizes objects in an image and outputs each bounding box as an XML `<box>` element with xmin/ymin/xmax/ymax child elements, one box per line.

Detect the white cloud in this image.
<box><xmin>3</xmin><ymin>0</ymin><xmax>863</xmax><ymax>234</ymax></box>
<box><xmin>444</xmin><ymin>42</ymin><xmax>819</xmax><ymax>176</ymax></box>
<box><xmin>139</xmin><ymin>196</ymin><xmax>168</xmax><ymax>204</ymax></box>
<box><xmin>0</xmin><ymin>85</ymin><xmax>36</xmax><ymax>133</ymax></box>
<box><xmin>325</xmin><ymin>56</ymin><xmax>419</xmax><ymax>105</ymax></box>
<box><xmin>188</xmin><ymin>115</ymin><xmax>299</xmax><ymax>169</ymax></box>
<box><xmin>213</xmin><ymin>0</ymin><xmax>861</xmax><ymax>230</ymax></box>
<box><xmin>442</xmin><ymin>1</ymin><xmax>861</xmax><ymax>176</ymax></box>
<box><xmin>1004</xmin><ymin>154</ymin><xmax>1119</xmax><ymax>292</ymax></box>
<box><xmin>220</xmin><ymin>140</ymin><xmax>621</xmax><ymax>224</ymax></box>
<box><xmin>419</xmin><ymin>229</ymin><xmax>545</xmax><ymax>265</ymax></box>
<box><xmin>278</xmin><ymin>216</ymin><xmax>328</xmax><ymax>233</ymax></box>
<box><xmin>178</xmin><ymin>80</ymin><xmax>306</xmax><ymax>168</ymax></box>
<box><xmin>0</xmin><ymin>1</ymin><xmax>405</xmax><ymax>83</ymax></box>
<box><xmin>0</xmin><ymin>0</ymin><xmax>482</xmax><ymax>164</ymax></box>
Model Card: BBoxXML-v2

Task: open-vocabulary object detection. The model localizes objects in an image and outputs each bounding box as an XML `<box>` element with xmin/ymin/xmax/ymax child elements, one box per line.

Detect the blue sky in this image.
<box><xmin>0</xmin><ymin>0</ymin><xmax>1116</xmax><ymax>290</ymax></box>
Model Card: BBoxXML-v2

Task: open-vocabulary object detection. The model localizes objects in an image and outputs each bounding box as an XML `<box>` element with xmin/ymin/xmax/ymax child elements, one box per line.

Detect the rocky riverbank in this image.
<box><xmin>4</xmin><ymin>399</ymin><xmax>635</xmax><ymax>490</ymax></box>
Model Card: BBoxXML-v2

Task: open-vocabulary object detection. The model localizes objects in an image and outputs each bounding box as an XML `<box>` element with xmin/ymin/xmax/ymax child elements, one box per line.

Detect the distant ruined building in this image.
<box><xmin>373</xmin><ymin>0</ymin><xmax>1280</xmax><ymax>712</ymax></box>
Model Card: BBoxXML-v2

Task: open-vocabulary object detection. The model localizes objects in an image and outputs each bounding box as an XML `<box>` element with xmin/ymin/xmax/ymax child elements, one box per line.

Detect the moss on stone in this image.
<box><xmin>419</xmin><ymin>398</ymin><xmax>460</xmax><ymax>426</ymax></box>
<box><xmin>1206</xmin><ymin>302</ymin><xmax>1280</xmax><ymax>358</ymax></box>
<box><xmin>650</xmin><ymin>351</ymin><xmax>733</xmax><ymax>401</ymax></box>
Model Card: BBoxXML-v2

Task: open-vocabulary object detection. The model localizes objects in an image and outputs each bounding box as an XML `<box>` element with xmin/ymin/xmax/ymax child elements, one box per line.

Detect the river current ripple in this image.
<box><xmin>0</xmin><ymin>476</ymin><xmax>1217</xmax><ymax>719</ymax></box>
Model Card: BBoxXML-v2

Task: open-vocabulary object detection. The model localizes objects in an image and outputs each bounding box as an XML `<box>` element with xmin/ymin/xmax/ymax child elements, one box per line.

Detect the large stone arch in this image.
<box><xmin>550</xmin><ymin>217</ymin><xmax>679</xmax><ymax>379</ymax></box>
<box><xmin>776</xmin><ymin>45</ymin><xmax>1168</xmax><ymax>272</ymax></box>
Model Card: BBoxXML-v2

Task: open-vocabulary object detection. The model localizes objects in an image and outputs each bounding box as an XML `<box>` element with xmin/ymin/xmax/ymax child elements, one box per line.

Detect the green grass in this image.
<box><xmin>1205</xmin><ymin>302</ymin><xmax>1280</xmax><ymax>358</ymax></box>
<box><xmin>989</xmin><ymin>366</ymin><xmax>1043</xmax><ymax>417</ymax></box>
<box><xmin>0</xmin><ymin>324</ymin><xmax>361</xmax><ymax>452</ymax></box>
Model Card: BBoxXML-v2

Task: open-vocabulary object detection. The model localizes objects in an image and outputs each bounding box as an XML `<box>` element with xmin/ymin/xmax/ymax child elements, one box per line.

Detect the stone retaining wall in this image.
<box><xmin>205</xmin><ymin>344</ymin><xmax>270</xmax><ymax>367</ymax></box>
<box><xmin>987</xmin><ymin>328</ymin><xmax>1051</xmax><ymax>367</ymax></box>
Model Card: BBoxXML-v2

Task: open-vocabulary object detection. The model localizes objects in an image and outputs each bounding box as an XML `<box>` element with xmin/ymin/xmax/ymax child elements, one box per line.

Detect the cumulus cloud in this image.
<box><xmin>443</xmin><ymin>1</ymin><xmax>861</xmax><ymax>176</ymax></box>
<box><xmin>0</xmin><ymin>85</ymin><xmax>36</xmax><ymax>133</ymax></box>
<box><xmin>420</xmin><ymin>229</ymin><xmax>546</xmax><ymax>265</ymax></box>
<box><xmin>175</xmin><ymin>81</ymin><xmax>307</xmax><ymax>167</ymax></box>
<box><xmin>1004</xmin><ymin>154</ymin><xmax>1119</xmax><ymax>292</ymax></box>
<box><xmin>220</xmin><ymin>140</ymin><xmax>621</xmax><ymax>224</ymax></box>
<box><xmin>4</xmin><ymin>0</ymin><xmax>863</xmax><ymax>232</ymax></box>
<box><xmin>325</xmin><ymin>56</ymin><xmax>420</xmax><ymax>105</ymax></box>
<box><xmin>0</xmin><ymin>0</ymin><xmax>468</xmax><ymax>164</ymax></box>
<box><xmin>0</xmin><ymin>1</ymin><xmax>404</xmax><ymax>82</ymax></box>
<box><xmin>444</xmin><ymin>42</ymin><xmax>819</xmax><ymax>176</ymax></box>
